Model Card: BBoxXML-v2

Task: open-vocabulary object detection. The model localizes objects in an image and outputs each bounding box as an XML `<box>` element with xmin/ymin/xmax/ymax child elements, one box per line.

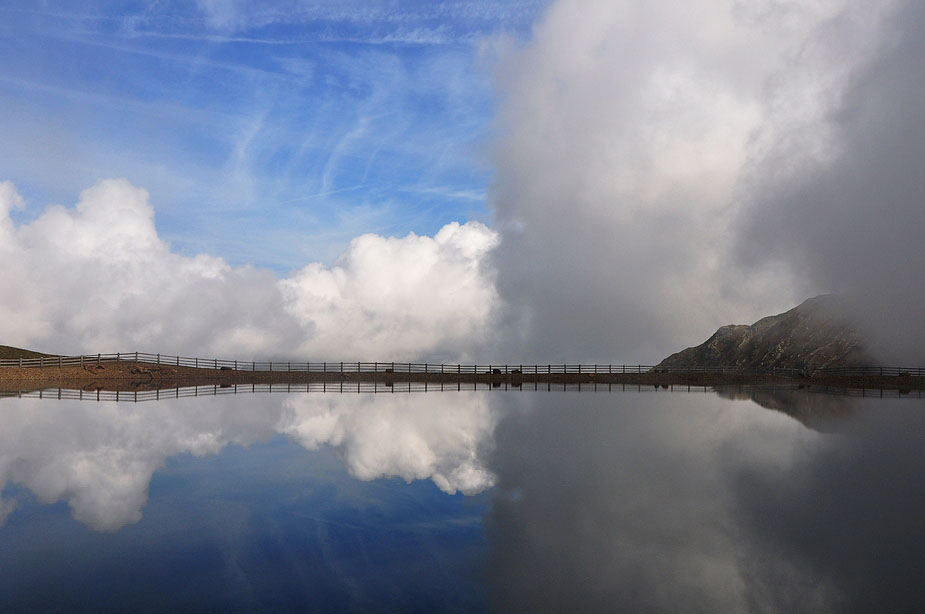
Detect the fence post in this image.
<box><xmin>157</xmin><ymin>354</ymin><xmax>160</xmax><ymax>365</ymax></box>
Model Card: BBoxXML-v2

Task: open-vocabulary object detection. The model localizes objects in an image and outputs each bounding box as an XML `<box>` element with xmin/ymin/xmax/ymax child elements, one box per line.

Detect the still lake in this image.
<box><xmin>0</xmin><ymin>386</ymin><xmax>922</xmax><ymax>612</ymax></box>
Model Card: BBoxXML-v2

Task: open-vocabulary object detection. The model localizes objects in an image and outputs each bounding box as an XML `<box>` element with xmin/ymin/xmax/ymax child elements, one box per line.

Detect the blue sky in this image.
<box><xmin>3</xmin><ymin>0</ymin><xmax>918</xmax><ymax>364</ymax></box>
<box><xmin>0</xmin><ymin>0</ymin><xmax>542</xmax><ymax>272</ymax></box>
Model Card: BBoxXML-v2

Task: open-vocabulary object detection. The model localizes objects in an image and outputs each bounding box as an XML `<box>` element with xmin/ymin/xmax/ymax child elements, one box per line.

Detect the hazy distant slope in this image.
<box><xmin>0</xmin><ymin>345</ymin><xmax>56</xmax><ymax>360</ymax></box>
<box><xmin>657</xmin><ymin>295</ymin><xmax>875</xmax><ymax>371</ymax></box>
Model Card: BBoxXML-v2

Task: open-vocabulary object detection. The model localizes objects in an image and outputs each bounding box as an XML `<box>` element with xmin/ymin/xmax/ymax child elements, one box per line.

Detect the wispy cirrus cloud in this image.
<box><xmin>0</xmin><ymin>0</ymin><xmax>504</xmax><ymax>272</ymax></box>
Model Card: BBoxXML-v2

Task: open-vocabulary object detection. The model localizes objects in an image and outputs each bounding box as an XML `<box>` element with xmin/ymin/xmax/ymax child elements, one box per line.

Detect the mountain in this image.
<box><xmin>657</xmin><ymin>295</ymin><xmax>875</xmax><ymax>371</ymax></box>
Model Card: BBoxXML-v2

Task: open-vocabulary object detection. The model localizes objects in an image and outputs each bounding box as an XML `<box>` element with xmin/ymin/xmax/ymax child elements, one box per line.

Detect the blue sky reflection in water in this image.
<box><xmin>0</xmin><ymin>438</ymin><xmax>488</xmax><ymax>612</ymax></box>
<box><xmin>1</xmin><ymin>389</ymin><xmax>924</xmax><ymax>612</ymax></box>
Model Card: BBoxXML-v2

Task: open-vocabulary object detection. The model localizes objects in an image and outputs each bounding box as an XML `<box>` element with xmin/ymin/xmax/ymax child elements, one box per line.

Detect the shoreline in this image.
<box><xmin>1</xmin><ymin>362</ymin><xmax>923</xmax><ymax>394</ymax></box>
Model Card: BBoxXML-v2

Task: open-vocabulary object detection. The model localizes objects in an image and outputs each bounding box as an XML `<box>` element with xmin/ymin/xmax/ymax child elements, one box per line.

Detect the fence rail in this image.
<box><xmin>0</xmin><ymin>352</ymin><xmax>922</xmax><ymax>377</ymax></box>
<box><xmin>5</xmin><ymin>381</ymin><xmax>923</xmax><ymax>404</ymax></box>
<box><xmin>0</xmin><ymin>352</ymin><xmax>663</xmax><ymax>374</ymax></box>
<box><xmin>808</xmin><ymin>366</ymin><xmax>925</xmax><ymax>377</ymax></box>
<box><xmin>0</xmin><ymin>382</ymin><xmax>750</xmax><ymax>402</ymax></box>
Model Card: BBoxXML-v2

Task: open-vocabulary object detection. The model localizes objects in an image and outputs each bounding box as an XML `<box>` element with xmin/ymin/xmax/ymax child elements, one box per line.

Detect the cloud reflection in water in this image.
<box><xmin>0</xmin><ymin>391</ymin><xmax>496</xmax><ymax>531</ymax></box>
<box><xmin>1</xmin><ymin>388</ymin><xmax>923</xmax><ymax>613</ymax></box>
<box><xmin>484</xmin><ymin>390</ymin><xmax>925</xmax><ymax>613</ymax></box>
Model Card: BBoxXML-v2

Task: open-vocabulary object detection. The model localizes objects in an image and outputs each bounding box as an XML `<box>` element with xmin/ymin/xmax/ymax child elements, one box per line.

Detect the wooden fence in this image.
<box><xmin>0</xmin><ymin>351</ymin><xmax>921</xmax><ymax>377</ymax></box>
<box><xmin>0</xmin><ymin>382</ymin><xmax>746</xmax><ymax>402</ymax></box>
<box><xmin>807</xmin><ymin>366</ymin><xmax>925</xmax><ymax>377</ymax></box>
<box><xmin>5</xmin><ymin>381</ymin><xmax>923</xmax><ymax>404</ymax></box>
<box><xmin>0</xmin><ymin>352</ymin><xmax>783</xmax><ymax>375</ymax></box>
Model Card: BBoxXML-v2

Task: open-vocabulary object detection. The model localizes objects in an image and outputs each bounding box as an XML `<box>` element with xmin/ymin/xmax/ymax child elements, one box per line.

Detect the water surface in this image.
<box><xmin>0</xmin><ymin>386</ymin><xmax>921</xmax><ymax>612</ymax></box>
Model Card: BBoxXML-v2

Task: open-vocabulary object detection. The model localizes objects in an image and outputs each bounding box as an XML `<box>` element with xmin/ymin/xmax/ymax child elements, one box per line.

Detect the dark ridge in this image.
<box><xmin>657</xmin><ymin>295</ymin><xmax>876</xmax><ymax>372</ymax></box>
<box><xmin>0</xmin><ymin>345</ymin><xmax>56</xmax><ymax>360</ymax></box>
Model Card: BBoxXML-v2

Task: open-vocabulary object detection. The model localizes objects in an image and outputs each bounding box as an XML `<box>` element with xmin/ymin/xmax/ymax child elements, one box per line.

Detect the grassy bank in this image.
<box><xmin>0</xmin><ymin>345</ymin><xmax>56</xmax><ymax>360</ymax></box>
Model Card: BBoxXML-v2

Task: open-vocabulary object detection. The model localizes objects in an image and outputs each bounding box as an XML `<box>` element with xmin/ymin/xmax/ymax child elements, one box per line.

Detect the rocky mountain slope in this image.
<box><xmin>657</xmin><ymin>295</ymin><xmax>875</xmax><ymax>371</ymax></box>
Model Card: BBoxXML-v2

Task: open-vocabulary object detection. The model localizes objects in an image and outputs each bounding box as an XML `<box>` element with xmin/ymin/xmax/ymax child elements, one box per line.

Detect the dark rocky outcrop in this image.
<box><xmin>657</xmin><ymin>295</ymin><xmax>876</xmax><ymax>372</ymax></box>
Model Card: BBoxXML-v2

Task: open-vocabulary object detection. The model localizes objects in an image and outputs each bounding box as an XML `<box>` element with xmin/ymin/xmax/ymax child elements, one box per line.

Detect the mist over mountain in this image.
<box><xmin>489</xmin><ymin>0</ymin><xmax>925</xmax><ymax>365</ymax></box>
<box><xmin>657</xmin><ymin>295</ymin><xmax>874</xmax><ymax>371</ymax></box>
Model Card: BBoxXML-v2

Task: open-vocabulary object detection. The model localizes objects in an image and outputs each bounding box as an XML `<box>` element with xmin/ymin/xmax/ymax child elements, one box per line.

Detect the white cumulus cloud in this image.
<box><xmin>282</xmin><ymin>221</ymin><xmax>499</xmax><ymax>360</ymax></box>
<box><xmin>0</xmin><ymin>179</ymin><xmax>499</xmax><ymax>360</ymax></box>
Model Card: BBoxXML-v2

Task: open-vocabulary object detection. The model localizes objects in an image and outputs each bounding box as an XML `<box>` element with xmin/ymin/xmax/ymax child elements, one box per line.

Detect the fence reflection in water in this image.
<box><xmin>3</xmin><ymin>382</ymin><xmax>923</xmax><ymax>403</ymax></box>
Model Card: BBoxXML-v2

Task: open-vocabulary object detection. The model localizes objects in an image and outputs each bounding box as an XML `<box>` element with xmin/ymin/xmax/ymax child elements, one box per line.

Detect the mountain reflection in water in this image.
<box><xmin>0</xmin><ymin>388</ymin><xmax>922</xmax><ymax>612</ymax></box>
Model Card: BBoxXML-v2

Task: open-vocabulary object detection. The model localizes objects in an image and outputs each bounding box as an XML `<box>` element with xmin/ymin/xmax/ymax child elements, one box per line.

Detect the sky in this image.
<box><xmin>1</xmin><ymin>0</ymin><xmax>922</xmax><ymax>364</ymax></box>
<box><xmin>0</xmin><ymin>0</ymin><xmax>539</xmax><ymax>268</ymax></box>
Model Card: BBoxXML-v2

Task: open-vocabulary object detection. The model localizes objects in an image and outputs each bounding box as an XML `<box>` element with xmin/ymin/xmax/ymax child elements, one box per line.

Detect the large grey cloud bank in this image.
<box><xmin>736</xmin><ymin>1</ymin><xmax>925</xmax><ymax>363</ymax></box>
<box><xmin>489</xmin><ymin>0</ymin><xmax>924</xmax><ymax>363</ymax></box>
<box><xmin>0</xmin><ymin>179</ymin><xmax>498</xmax><ymax>360</ymax></box>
